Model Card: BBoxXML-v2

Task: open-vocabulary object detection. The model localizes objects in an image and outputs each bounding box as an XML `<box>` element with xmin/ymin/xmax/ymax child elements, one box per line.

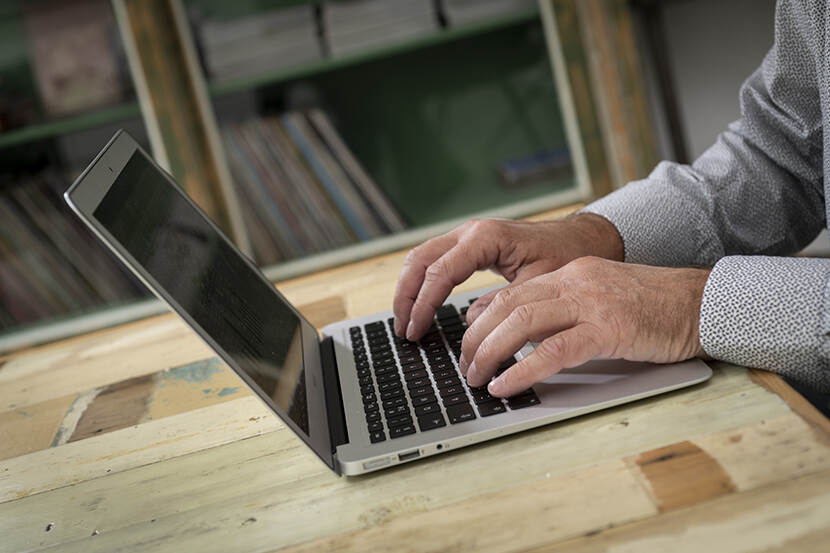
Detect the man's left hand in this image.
<box><xmin>459</xmin><ymin>256</ymin><xmax>711</xmax><ymax>397</ymax></box>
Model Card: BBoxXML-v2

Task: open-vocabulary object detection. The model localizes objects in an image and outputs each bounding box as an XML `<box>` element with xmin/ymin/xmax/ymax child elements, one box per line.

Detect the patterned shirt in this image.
<box><xmin>583</xmin><ymin>0</ymin><xmax>830</xmax><ymax>391</ymax></box>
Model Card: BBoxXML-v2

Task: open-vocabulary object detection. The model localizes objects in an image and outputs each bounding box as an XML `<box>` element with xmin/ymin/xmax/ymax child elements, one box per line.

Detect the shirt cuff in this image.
<box><xmin>700</xmin><ymin>255</ymin><xmax>830</xmax><ymax>392</ymax></box>
<box><xmin>581</xmin><ymin>161</ymin><xmax>723</xmax><ymax>267</ymax></box>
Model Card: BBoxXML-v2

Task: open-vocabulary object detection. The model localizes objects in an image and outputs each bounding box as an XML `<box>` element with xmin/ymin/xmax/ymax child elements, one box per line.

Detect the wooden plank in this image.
<box><xmin>630</xmin><ymin>440</ymin><xmax>737</xmax><ymax>512</ymax></box>
<box><xmin>0</xmin><ymin>367</ymin><xmax>820</xmax><ymax>553</ymax></box>
<box><xmin>0</xmin><ymin>394</ymin><xmax>77</xmax><ymax>461</ymax></box>
<box><xmin>521</xmin><ymin>468</ymin><xmax>830</xmax><ymax>553</ymax></box>
<box><xmin>750</xmin><ymin>369</ymin><xmax>830</xmax><ymax>443</ymax></box>
<box><xmin>0</xmin><ymin>395</ymin><xmax>281</xmax><ymax>504</ymax></box>
<box><xmin>0</xmin><ymin>317</ymin><xmax>213</xmax><ymax>414</ymax></box>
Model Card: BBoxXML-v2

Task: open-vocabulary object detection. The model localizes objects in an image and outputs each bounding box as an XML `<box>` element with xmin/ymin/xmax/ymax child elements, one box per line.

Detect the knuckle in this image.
<box><xmin>493</xmin><ymin>287</ymin><xmax>516</xmax><ymax>310</ymax></box>
<box><xmin>567</xmin><ymin>255</ymin><xmax>600</xmax><ymax>273</ymax></box>
<box><xmin>537</xmin><ymin>334</ymin><xmax>567</xmax><ymax>362</ymax></box>
<box><xmin>423</xmin><ymin>261</ymin><xmax>447</xmax><ymax>283</ymax></box>
<box><xmin>403</xmin><ymin>247</ymin><xmax>422</xmax><ymax>267</ymax></box>
<box><xmin>510</xmin><ymin>304</ymin><xmax>534</xmax><ymax>327</ymax></box>
<box><xmin>466</xmin><ymin>218</ymin><xmax>496</xmax><ymax>236</ymax></box>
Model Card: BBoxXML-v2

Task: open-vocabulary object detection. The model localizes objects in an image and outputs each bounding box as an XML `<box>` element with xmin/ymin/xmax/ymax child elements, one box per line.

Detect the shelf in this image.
<box><xmin>208</xmin><ymin>7</ymin><xmax>540</xmax><ymax>97</ymax></box>
<box><xmin>0</xmin><ymin>102</ymin><xmax>141</xmax><ymax>151</ymax></box>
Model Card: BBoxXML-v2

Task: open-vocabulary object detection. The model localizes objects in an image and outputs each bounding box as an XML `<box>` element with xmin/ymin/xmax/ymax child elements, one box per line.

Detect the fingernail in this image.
<box><xmin>459</xmin><ymin>354</ymin><xmax>468</xmax><ymax>372</ymax></box>
<box><xmin>488</xmin><ymin>377</ymin><xmax>504</xmax><ymax>396</ymax></box>
<box><xmin>406</xmin><ymin>320</ymin><xmax>415</xmax><ymax>341</ymax></box>
<box><xmin>394</xmin><ymin>319</ymin><xmax>402</xmax><ymax>336</ymax></box>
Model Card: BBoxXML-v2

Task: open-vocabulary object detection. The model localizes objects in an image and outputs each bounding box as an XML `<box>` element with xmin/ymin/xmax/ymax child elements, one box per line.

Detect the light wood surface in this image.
<box><xmin>2</xmin><ymin>206</ymin><xmax>830</xmax><ymax>553</ymax></box>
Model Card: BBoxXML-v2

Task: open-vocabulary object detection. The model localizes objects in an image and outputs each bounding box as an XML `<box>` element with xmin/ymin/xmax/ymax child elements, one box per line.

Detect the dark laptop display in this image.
<box><xmin>91</xmin><ymin>150</ymin><xmax>329</xmax><ymax>461</ymax></box>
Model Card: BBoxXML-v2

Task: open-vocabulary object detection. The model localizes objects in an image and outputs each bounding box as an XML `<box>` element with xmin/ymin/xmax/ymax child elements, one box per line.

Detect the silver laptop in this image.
<box><xmin>64</xmin><ymin>131</ymin><xmax>712</xmax><ymax>476</ymax></box>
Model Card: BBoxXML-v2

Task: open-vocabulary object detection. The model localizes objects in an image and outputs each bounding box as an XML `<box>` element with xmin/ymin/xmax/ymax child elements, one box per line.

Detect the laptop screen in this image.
<box><xmin>91</xmin><ymin>149</ymin><xmax>332</xmax><ymax>466</ymax></box>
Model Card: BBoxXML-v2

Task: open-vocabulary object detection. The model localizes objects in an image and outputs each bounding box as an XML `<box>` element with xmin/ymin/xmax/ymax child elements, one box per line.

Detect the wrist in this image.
<box><xmin>566</xmin><ymin>213</ymin><xmax>625</xmax><ymax>262</ymax></box>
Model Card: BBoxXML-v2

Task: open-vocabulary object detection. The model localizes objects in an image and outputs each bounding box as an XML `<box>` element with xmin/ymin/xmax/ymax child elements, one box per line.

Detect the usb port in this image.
<box><xmin>398</xmin><ymin>450</ymin><xmax>420</xmax><ymax>462</ymax></box>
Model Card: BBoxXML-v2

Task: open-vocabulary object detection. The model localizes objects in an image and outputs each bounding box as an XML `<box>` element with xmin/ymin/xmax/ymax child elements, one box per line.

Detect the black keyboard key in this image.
<box><xmin>397</xmin><ymin>353</ymin><xmax>421</xmax><ymax>365</ymax></box>
<box><xmin>364</xmin><ymin>401</ymin><xmax>378</xmax><ymax>413</ymax></box>
<box><xmin>373</xmin><ymin>358</ymin><xmax>396</xmax><ymax>370</ymax></box>
<box><xmin>382</xmin><ymin>397</ymin><xmax>406</xmax><ymax>410</ymax></box>
<box><xmin>360</xmin><ymin>384</ymin><xmax>374</xmax><ymax>396</ymax></box>
<box><xmin>402</xmin><ymin>361</ymin><xmax>426</xmax><ymax>373</ymax></box>
<box><xmin>380</xmin><ymin>388</ymin><xmax>404</xmax><ymax>401</ymax></box>
<box><xmin>388</xmin><ymin>414</ymin><xmax>413</xmax><ymax>427</ymax></box>
<box><xmin>432</xmin><ymin>368</ymin><xmax>457</xmax><ymax>380</ymax></box>
<box><xmin>478</xmin><ymin>400</ymin><xmax>507</xmax><ymax>417</ymax></box>
<box><xmin>376</xmin><ymin>372</ymin><xmax>401</xmax><ymax>384</ymax></box>
<box><xmin>404</xmin><ymin>369</ymin><xmax>429</xmax><ymax>381</ymax></box>
<box><xmin>415</xmin><ymin>402</ymin><xmax>440</xmax><ymax>416</ymax></box>
<box><xmin>436</xmin><ymin>304</ymin><xmax>458</xmax><ymax>318</ymax></box>
<box><xmin>390</xmin><ymin>424</ymin><xmax>417</xmax><ymax>439</ymax></box>
<box><xmin>370</xmin><ymin>430</ymin><xmax>386</xmax><ymax>443</ymax></box>
<box><xmin>409</xmin><ymin>385</ymin><xmax>435</xmax><ymax>398</ymax></box>
<box><xmin>470</xmin><ymin>389</ymin><xmax>495</xmax><ymax>404</ymax></box>
<box><xmin>411</xmin><ymin>394</ymin><xmax>438</xmax><ymax>407</ymax></box>
<box><xmin>378</xmin><ymin>381</ymin><xmax>402</xmax><ymax>393</ymax></box>
<box><xmin>446</xmin><ymin>403</ymin><xmax>476</xmax><ymax>424</ymax></box>
<box><xmin>357</xmin><ymin>368</ymin><xmax>371</xmax><ymax>379</ymax></box>
<box><xmin>362</xmin><ymin>392</ymin><xmax>376</xmax><ymax>404</ymax></box>
<box><xmin>418</xmin><ymin>413</ymin><xmax>447</xmax><ymax>431</ymax></box>
<box><xmin>508</xmin><ymin>391</ymin><xmax>541</xmax><ymax>410</ymax></box>
<box><xmin>366</xmin><ymin>411</ymin><xmax>381</xmax><ymax>423</ymax></box>
<box><xmin>368</xmin><ymin>421</ymin><xmax>384</xmax><ymax>432</ymax></box>
<box><xmin>406</xmin><ymin>377</ymin><xmax>431</xmax><ymax>389</ymax></box>
<box><xmin>468</xmin><ymin>297</ymin><xmax>479</xmax><ymax>304</ymax></box>
<box><xmin>439</xmin><ymin>385</ymin><xmax>464</xmax><ymax>398</ymax></box>
<box><xmin>437</xmin><ymin>377</ymin><xmax>461</xmax><ymax>389</ymax></box>
<box><xmin>349</xmin><ymin>326</ymin><xmax>362</xmax><ymax>335</ymax></box>
<box><xmin>429</xmin><ymin>360</ymin><xmax>454</xmax><ymax>372</ymax></box>
<box><xmin>441</xmin><ymin>393</ymin><xmax>468</xmax><ymax>407</ymax></box>
<box><xmin>385</xmin><ymin>404</ymin><xmax>409</xmax><ymax>417</ymax></box>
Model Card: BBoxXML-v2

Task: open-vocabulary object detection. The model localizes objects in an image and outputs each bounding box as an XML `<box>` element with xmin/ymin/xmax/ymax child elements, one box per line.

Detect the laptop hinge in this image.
<box><xmin>319</xmin><ymin>336</ymin><xmax>348</xmax><ymax>459</ymax></box>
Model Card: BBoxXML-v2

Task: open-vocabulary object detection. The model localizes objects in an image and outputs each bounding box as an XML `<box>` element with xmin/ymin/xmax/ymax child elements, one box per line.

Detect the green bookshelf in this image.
<box><xmin>0</xmin><ymin>102</ymin><xmax>141</xmax><ymax>150</ymax></box>
<box><xmin>208</xmin><ymin>7</ymin><xmax>540</xmax><ymax>97</ymax></box>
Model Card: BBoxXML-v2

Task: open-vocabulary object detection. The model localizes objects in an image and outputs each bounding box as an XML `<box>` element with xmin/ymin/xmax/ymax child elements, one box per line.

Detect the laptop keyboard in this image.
<box><xmin>349</xmin><ymin>301</ymin><xmax>540</xmax><ymax>444</ymax></box>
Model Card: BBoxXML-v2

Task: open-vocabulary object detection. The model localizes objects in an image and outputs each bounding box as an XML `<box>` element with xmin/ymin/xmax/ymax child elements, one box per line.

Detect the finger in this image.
<box><xmin>466</xmin><ymin>289</ymin><xmax>500</xmax><ymax>326</ymax></box>
<box><xmin>459</xmin><ymin>276</ymin><xmax>558</xmax><ymax>373</ymax></box>
<box><xmin>465</xmin><ymin>266</ymin><xmax>548</xmax><ymax>325</ymax></box>
<box><xmin>487</xmin><ymin>324</ymin><xmax>600</xmax><ymax>397</ymax></box>
<box><xmin>465</xmin><ymin>299</ymin><xmax>576</xmax><ymax>387</ymax></box>
<box><xmin>393</xmin><ymin>232</ymin><xmax>458</xmax><ymax>336</ymax></box>
<box><xmin>407</xmin><ymin>242</ymin><xmax>495</xmax><ymax>340</ymax></box>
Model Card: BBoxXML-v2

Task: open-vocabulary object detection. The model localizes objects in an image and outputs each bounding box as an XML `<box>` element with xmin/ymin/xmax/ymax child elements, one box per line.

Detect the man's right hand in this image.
<box><xmin>392</xmin><ymin>213</ymin><xmax>624</xmax><ymax>341</ymax></box>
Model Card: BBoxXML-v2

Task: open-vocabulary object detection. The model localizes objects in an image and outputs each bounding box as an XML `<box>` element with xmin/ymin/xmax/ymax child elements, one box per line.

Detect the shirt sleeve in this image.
<box><xmin>700</xmin><ymin>256</ymin><xmax>830</xmax><ymax>392</ymax></box>
<box><xmin>582</xmin><ymin>0</ymin><xmax>825</xmax><ymax>267</ymax></box>
<box><xmin>580</xmin><ymin>0</ymin><xmax>830</xmax><ymax>391</ymax></box>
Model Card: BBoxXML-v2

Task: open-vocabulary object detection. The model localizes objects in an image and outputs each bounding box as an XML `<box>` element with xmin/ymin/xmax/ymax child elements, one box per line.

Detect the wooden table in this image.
<box><xmin>3</xmin><ymin>210</ymin><xmax>830</xmax><ymax>553</ymax></box>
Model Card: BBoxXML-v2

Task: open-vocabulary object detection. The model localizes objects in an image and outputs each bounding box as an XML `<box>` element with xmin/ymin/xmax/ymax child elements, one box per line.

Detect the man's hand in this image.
<box><xmin>459</xmin><ymin>257</ymin><xmax>711</xmax><ymax>397</ymax></box>
<box><xmin>393</xmin><ymin>214</ymin><xmax>624</xmax><ymax>341</ymax></box>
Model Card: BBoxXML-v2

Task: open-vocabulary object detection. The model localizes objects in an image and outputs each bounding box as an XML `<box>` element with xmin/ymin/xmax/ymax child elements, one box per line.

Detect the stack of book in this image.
<box><xmin>222</xmin><ymin>109</ymin><xmax>407</xmax><ymax>265</ymax></box>
<box><xmin>442</xmin><ymin>0</ymin><xmax>537</xmax><ymax>26</ymax></box>
<box><xmin>323</xmin><ymin>0</ymin><xmax>437</xmax><ymax>57</ymax></box>
<box><xmin>198</xmin><ymin>3</ymin><xmax>322</xmax><ymax>83</ymax></box>
<box><xmin>0</xmin><ymin>172</ymin><xmax>145</xmax><ymax>330</ymax></box>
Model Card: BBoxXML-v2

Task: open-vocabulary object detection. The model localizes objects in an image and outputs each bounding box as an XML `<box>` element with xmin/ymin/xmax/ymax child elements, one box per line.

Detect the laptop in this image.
<box><xmin>64</xmin><ymin>131</ymin><xmax>712</xmax><ymax>476</ymax></box>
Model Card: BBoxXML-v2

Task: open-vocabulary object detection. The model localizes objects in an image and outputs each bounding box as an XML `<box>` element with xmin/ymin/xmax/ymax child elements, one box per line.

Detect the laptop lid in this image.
<box><xmin>64</xmin><ymin>130</ymin><xmax>338</xmax><ymax>470</ymax></box>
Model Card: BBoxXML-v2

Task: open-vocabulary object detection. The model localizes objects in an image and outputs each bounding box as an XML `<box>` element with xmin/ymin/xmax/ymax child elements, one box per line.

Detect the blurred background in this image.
<box><xmin>0</xmin><ymin>0</ymin><xmax>785</xmax><ymax>351</ymax></box>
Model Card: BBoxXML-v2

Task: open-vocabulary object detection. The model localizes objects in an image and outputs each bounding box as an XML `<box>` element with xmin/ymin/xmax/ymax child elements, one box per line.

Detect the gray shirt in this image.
<box><xmin>583</xmin><ymin>0</ymin><xmax>830</xmax><ymax>391</ymax></box>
